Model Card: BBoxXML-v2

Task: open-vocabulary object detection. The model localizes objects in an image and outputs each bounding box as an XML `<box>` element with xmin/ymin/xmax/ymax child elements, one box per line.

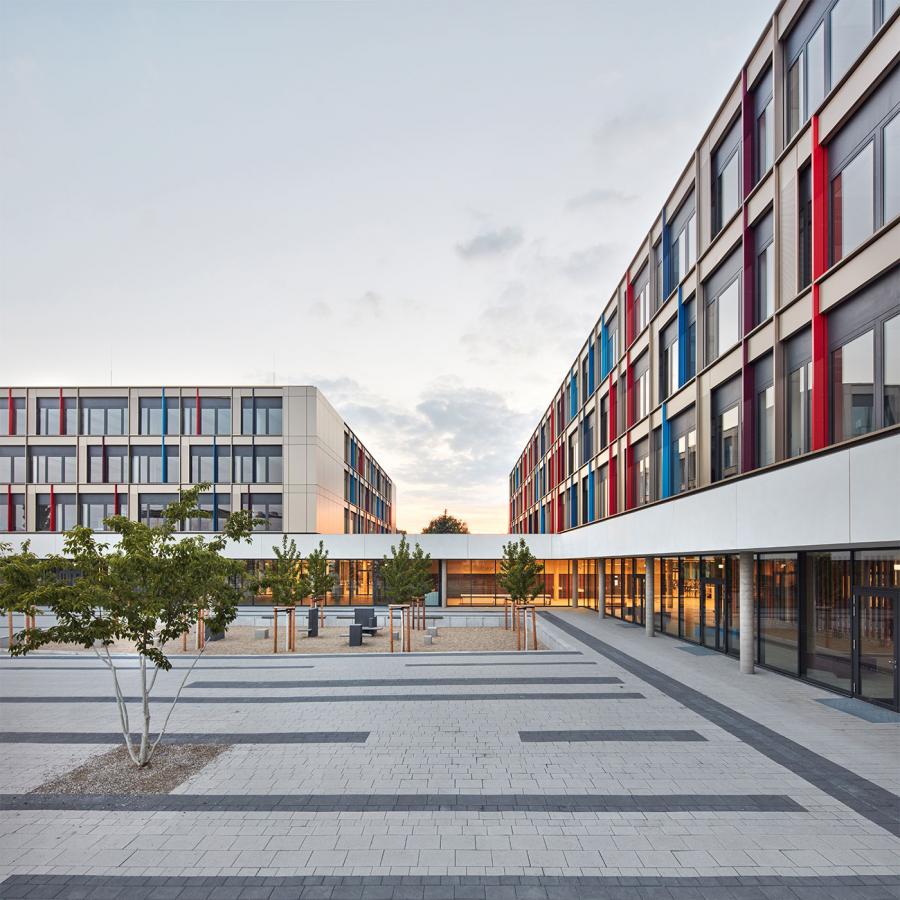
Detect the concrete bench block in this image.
<box><xmin>254</xmin><ymin>627</ymin><xmax>270</xmax><ymax>639</ymax></box>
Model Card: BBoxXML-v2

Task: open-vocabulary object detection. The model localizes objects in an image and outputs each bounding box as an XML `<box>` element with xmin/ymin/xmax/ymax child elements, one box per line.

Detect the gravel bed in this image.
<box><xmin>30</xmin><ymin>743</ymin><xmax>228</xmax><ymax>795</ymax></box>
<box><xmin>31</xmin><ymin>625</ymin><xmax>544</xmax><ymax>655</ymax></box>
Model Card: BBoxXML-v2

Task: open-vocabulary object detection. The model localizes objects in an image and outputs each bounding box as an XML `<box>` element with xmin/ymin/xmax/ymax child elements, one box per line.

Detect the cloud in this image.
<box><xmin>295</xmin><ymin>375</ymin><xmax>538</xmax><ymax>532</ymax></box>
<box><xmin>566</xmin><ymin>187</ymin><xmax>636</xmax><ymax>211</ymax></box>
<box><xmin>560</xmin><ymin>242</ymin><xmax>618</xmax><ymax>283</ymax></box>
<box><xmin>353</xmin><ymin>290</ymin><xmax>383</xmax><ymax>315</ymax></box>
<box><xmin>455</xmin><ymin>227</ymin><xmax>523</xmax><ymax>260</ymax></box>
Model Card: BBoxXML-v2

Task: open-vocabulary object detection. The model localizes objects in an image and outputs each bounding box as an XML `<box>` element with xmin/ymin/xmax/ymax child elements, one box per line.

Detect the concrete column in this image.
<box><xmin>739</xmin><ymin>552</ymin><xmax>754</xmax><ymax>674</ymax></box>
<box><xmin>439</xmin><ymin>560</ymin><xmax>448</xmax><ymax>608</ymax></box>
<box><xmin>598</xmin><ymin>559</ymin><xmax>605</xmax><ymax>618</ymax></box>
<box><xmin>571</xmin><ymin>559</ymin><xmax>579</xmax><ymax>607</ymax></box>
<box><xmin>644</xmin><ymin>557</ymin><xmax>654</xmax><ymax>637</ymax></box>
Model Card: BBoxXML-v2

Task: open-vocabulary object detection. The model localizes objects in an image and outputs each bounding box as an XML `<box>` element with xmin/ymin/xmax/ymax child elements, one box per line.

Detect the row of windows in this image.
<box><xmin>0</xmin><ymin>444</ymin><xmax>284</xmax><ymax>485</ymax></box>
<box><xmin>0</xmin><ymin>492</ymin><xmax>284</xmax><ymax>533</ymax></box>
<box><xmin>343</xmin><ymin>431</ymin><xmax>392</xmax><ymax>500</ymax></box>
<box><xmin>512</xmin><ymin>283</ymin><xmax>899</xmax><ymax>527</ymax></box>
<box><xmin>513</xmin><ymin>42</ymin><xmax>900</xmax><ymax>503</ymax></box>
<box><xmin>0</xmin><ymin>396</ymin><xmax>283</xmax><ymax>437</ymax></box>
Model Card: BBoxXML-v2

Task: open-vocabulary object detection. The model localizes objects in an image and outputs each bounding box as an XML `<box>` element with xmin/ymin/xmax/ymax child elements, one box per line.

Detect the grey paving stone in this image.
<box><xmin>541</xmin><ymin>612</ymin><xmax>900</xmax><ymax>838</ymax></box>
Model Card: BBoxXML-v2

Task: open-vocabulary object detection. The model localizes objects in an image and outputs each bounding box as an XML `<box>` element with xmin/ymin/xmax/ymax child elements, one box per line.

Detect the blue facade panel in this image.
<box><xmin>677</xmin><ymin>285</ymin><xmax>687</xmax><ymax>387</ymax></box>
<box><xmin>600</xmin><ymin>320</ymin><xmax>609</xmax><ymax>379</ymax></box>
<box><xmin>587</xmin><ymin>469</ymin><xmax>595</xmax><ymax>522</ymax></box>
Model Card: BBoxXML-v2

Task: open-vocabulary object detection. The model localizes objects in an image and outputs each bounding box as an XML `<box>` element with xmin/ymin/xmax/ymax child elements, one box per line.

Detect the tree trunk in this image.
<box><xmin>138</xmin><ymin>655</ymin><xmax>151</xmax><ymax>766</ymax></box>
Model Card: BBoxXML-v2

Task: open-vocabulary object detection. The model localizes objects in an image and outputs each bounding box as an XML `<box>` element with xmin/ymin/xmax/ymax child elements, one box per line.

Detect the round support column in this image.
<box><xmin>739</xmin><ymin>552</ymin><xmax>755</xmax><ymax>674</ymax></box>
<box><xmin>644</xmin><ymin>557</ymin><xmax>654</xmax><ymax>637</ymax></box>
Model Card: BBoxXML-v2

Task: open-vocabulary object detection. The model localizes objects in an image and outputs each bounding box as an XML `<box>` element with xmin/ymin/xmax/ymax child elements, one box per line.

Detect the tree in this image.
<box><xmin>422</xmin><ymin>510</ymin><xmax>469</xmax><ymax>534</ymax></box>
<box><xmin>0</xmin><ymin>485</ymin><xmax>256</xmax><ymax>767</ymax></box>
<box><xmin>257</xmin><ymin>535</ymin><xmax>304</xmax><ymax>607</ymax></box>
<box><xmin>299</xmin><ymin>540</ymin><xmax>335</xmax><ymax>604</ymax></box>
<box><xmin>382</xmin><ymin>536</ymin><xmax>433</xmax><ymax>604</ymax></box>
<box><xmin>498</xmin><ymin>538</ymin><xmax>544</xmax><ymax>604</ymax></box>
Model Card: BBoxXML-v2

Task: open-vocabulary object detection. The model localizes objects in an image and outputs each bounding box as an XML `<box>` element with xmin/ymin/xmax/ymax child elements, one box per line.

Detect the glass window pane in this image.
<box><xmin>832</xmin><ymin>142</ymin><xmax>874</xmax><ymax>261</ymax></box>
<box><xmin>757</xmin><ymin>385</ymin><xmax>775</xmax><ymax>467</ymax></box>
<box><xmin>717</xmin><ymin>151</ymin><xmax>740</xmax><ymax>231</ymax></box>
<box><xmin>830</xmin><ymin>0</ymin><xmax>872</xmax><ymax>85</ymax></box>
<box><xmin>807</xmin><ymin>22</ymin><xmax>825</xmax><ymax>113</ymax></box>
<box><xmin>788</xmin><ymin>54</ymin><xmax>804</xmax><ymax>138</ymax></box>
<box><xmin>885</xmin><ymin>115</ymin><xmax>900</xmax><ymax>223</ymax></box>
<box><xmin>832</xmin><ymin>329</ymin><xmax>874</xmax><ymax>440</ymax></box>
<box><xmin>884</xmin><ymin>313</ymin><xmax>900</xmax><ymax>427</ymax></box>
<box><xmin>803</xmin><ymin>552</ymin><xmax>852</xmax><ymax>692</ymax></box>
<box><xmin>757</xmin><ymin>555</ymin><xmax>799</xmax><ymax>674</ymax></box>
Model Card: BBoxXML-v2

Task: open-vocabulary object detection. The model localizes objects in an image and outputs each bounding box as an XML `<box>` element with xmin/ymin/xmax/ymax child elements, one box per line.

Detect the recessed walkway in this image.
<box><xmin>0</xmin><ymin>611</ymin><xmax>898</xmax><ymax>899</ymax></box>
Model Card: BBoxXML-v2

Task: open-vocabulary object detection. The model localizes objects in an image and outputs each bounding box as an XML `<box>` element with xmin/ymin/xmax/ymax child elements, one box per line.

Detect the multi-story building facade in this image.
<box><xmin>0</xmin><ymin>385</ymin><xmax>394</xmax><ymax>535</ymax></box>
<box><xmin>509</xmin><ymin>0</ymin><xmax>900</xmax><ymax>708</ymax></box>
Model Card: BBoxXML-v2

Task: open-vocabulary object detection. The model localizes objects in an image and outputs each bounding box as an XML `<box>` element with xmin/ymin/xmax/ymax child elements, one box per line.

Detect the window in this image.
<box><xmin>87</xmin><ymin>445</ymin><xmax>127</xmax><ymax>483</ymax></box>
<box><xmin>651</xmin><ymin>427</ymin><xmax>662</xmax><ymax>501</ymax></box>
<box><xmin>887</xmin><ymin>114</ymin><xmax>899</xmax><ymax>222</ymax></box>
<box><xmin>0</xmin><ymin>447</ymin><xmax>26</xmax><ymax>483</ymax></box>
<box><xmin>582</xmin><ymin>411</ymin><xmax>594</xmax><ymax>464</ymax></box>
<box><xmin>599</xmin><ymin>395</ymin><xmax>609</xmax><ymax>450</ymax></box>
<box><xmin>241</xmin><ymin>397</ymin><xmax>283</xmax><ymax>436</ymax></box>
<box><xmin>244</xmin><ymin>493</ymin><xmax>283</xmax><ymax>531</ymax></box>
<box><xmin>832</xmin><ymin>141</ymin><xmax>874</xmax><ymax>262</ymax></box>
<box><xmin>669</xmin><ymin>408</ymin><xmax>697</xmax><ymax>496</ymax></box>
<box><xmin>0</xmin><ymin>396</ymin><xmax>25</xmax><ymax>435</ymax></box>
<box><xmin>36</xmin><ymin>493</ymin><xmax>76</xmax><ymax>531</ymax></box>
<box><xmin>598</xmin><ymin>465</ymin><xmax>608</xmax><ymax>519</ymax></box>
<box><xmin>753</xmin><ymin>66</ymin><xmax>774</xmax><ymax>183</ymax></box>
<box><xmin>139</xmin><ymin>397</ymin><xmax>180</xmax><ymax>435</ymax></box>
<box><xmin>234</xmin><ymin>446</ymin><xmax>254</xmax><ymax>483</ymax></box>
<box><xmin>80</xmin><ymin>494</ymin><xmax>124</xmax><ymax>531</ymax></box>
<box><xmin>138</xmin><ymin>494</ymin><xmax>179</xmax><ymax>528</ymax></box>
<box><xmin>131</xmin><ymin>446</ymin><xmax>180</xmax><ymax>484</ymax></box>
<box><xmin>799</xmin><ymin>165</ymin><xmax>813</xmax><ymax>290</ymax></box>
<box><xmin>190</xmin><ymin>445</ymin><xmax>232</xmax><ymax>484</ymax></box>
<box><xmin>886</xmin><ymin>312</ymin><xmax>900</xmax><ymax>426</ymax></box>
<box><xmin>654</xmin><ymin>241</ymin><xmax>664</xmax><ymax>308</ymax></box>
<box><xmin>712</xmin><ymin>118</ymin><xmax>741</xmax><ymax>236</ymax></box>
<box><xmin>606</xmin><ymin>313</ymin><xmax>619</xmax><ymax>367</ymax></box>
<box><xmin>36</xmin><ymin>398</ymin><xmax>76</xmax><ymax>435</ymax></box>
<box><xmin>632</xmin><ymin>265</ymin><xmax>650</xmax><ymax>336</ymax></box>
<box><xmin>30</xmin><ymin>446</ymin><xmax>76</xmax><ymax>483</ymax></box>
<box><xmin>568</xmin><ymin>431</ymin><xmax>577</xmax><ymax>473</ymax></box>
<box><xmin>786</xmin><ymin>328</ymin><xmax>813</xmax><ymax>457</ymax></box>
<box><xmin>187</xmin><ymin>493</ymin><xmax>230</xmax><ymax>532</ymax></box>
<box><xmin>183</xmin><ymin>397</ymin><xmax>231</xmax><ymax>435</ymax></box>
<box><xmin>81</xmin><ymin>398</ymin><xmax>127</xmax><ymax>436</ymax></box>
<box><xmin>830</xmin><ymin>0</ymin><xmax>873</xmax><ymax>84</ymax></box>
<box><xmin>660</xmin><ymin>317</ymin><xmax>679</xmax><ymax>400</ymax></box>
<box><xmin>705</xmin><ymin>250</ymin><xmax>742</xmax><ymax>364</ymax></box>
<box><xmin>787</xmin><ymin>20</ymin><xmax>825</xmax><ymax>139</ymax></box>
<box><xmin>757</xmin><ymin>554</ymin><xmax>799</xmax><ymax>674</ymax></box>
<box><xmin>684</xmin><ymin>298</ymin><xmax>697</xmax><ymax>379</ymax></box>
<box><xmin>712</xmin><ymin>378</ymin><xmax>741</xmax><ymax>482</ymax></box>
<box><xmin>829</xmin><ymin>269</ymin><xmax>900</xmax><ymax>439</ymax></box>
<box><xmin>254</xmin><ymin>446</ymin><xmax>283</xmax><ymax>483</ymax></box>
<box><xmin>632</xmin><ymin>353</ymin><xmax>650</xmax><ymax>422</ymax></box>
<box><xmin>755</xmin><ymin>355</ymin><xmax>775</xmax><ymax>468</ymax></box>
<box><xmin>0</xmin><ymin>493</ymin><xmax>25</xmax><ymax>531</ymax></box>
<box><xmin>669</xmin><ymin>194</ymin><xmax>697</xmax><ymax>286</ymax></box>
<box><xmin>634</xmin><ymin>438</ymin><xmax>650</xmax><ymax>507</ymax></box>
<box><xmin>754</xmin><ymin>211</ymin><xmax>775</xmax><ymax>325</ymax></box>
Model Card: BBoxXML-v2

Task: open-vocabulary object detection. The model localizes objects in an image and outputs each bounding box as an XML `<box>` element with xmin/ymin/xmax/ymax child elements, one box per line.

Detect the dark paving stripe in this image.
<box><xmin>6</xmin><ymin>875</ymin><xmax>897</xmax><ymax>900</ymax></box>
<box><xmin>0</xmin><ymin>792</ymin><xmax>803</xmax><ymax>813</ymax></box>
<box><xmin>0</xmin><ymin>691</ymin><xmax>644</xmax><ymax>704</ymax></box>
<box><xmin>405</xmin><ymin>661</ymin><xmax>597</xmax><ymax>667</ymax></box>
<box><xmin>519</xmin><ymin>729</ymin><xmax>706</xmax><ymax>742</ymax></box>
<box><xmin>541</xmin><ymin>611</ymin><xmax>900</xmax><ymax>838</ymax></box>
<box><xmin>187</xmin><ymin>676</ymin><xmax>621</xmax><ymax>688</ymax></box>
<box><xmin>0</xmin><ymin>732</ymin><xmax>369</xmax><ymax>744</ymax></box>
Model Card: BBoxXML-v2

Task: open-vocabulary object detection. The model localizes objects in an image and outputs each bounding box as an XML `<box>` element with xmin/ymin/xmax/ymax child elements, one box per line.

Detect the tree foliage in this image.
<box><xmin>422</xmin><ymin>509</ymin><xmax>469</xmax><ymax>534</ymax></box>
<box><xmin>0</xmin><ymin>485</ymin><xmax>256</xmax><ymax>767</ymax></box>
<box><xmin>300</xmin><ymin>540</ymin><xmax>335</xmax><ymax>603</ymax></box>
<box><xmin>257</xmin><ymin>535</ymin><xmax>304</xmax><ymax>606</ymax></box>
<box><xmin>382</xmin><ymin>536</ymin><xmax>433</xmax><ymax>605</ymax></box>
<box><xmin>498</xmin><ymin>539</ymin><xmax>544</xmax><ymax>603</ymax></box>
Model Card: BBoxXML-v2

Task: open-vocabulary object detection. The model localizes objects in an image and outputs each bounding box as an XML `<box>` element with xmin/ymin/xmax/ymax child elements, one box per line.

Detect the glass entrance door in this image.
<box><xmin>854</xmin><ymin>591</ymin><xmax>898</xmax><ymax>709</ymax></box>
<box><xmin>702</xmin><ymin>581</ymin><xmax>723</xmax><ymax>650</ymax></box>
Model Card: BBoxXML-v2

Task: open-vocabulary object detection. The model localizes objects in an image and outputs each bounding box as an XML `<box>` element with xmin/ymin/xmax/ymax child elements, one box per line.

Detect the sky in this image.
<box><xmin>0</xmin><ymin>0</ymin><xmax>774</xmax><ymax>533</ymax></box>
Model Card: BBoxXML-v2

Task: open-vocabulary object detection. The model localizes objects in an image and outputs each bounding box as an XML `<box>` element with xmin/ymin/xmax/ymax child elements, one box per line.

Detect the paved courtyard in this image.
<box><xmin>0</xmin><ymin>610</ymin><xmax>898</xmax><ymax>899</ymax></box>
